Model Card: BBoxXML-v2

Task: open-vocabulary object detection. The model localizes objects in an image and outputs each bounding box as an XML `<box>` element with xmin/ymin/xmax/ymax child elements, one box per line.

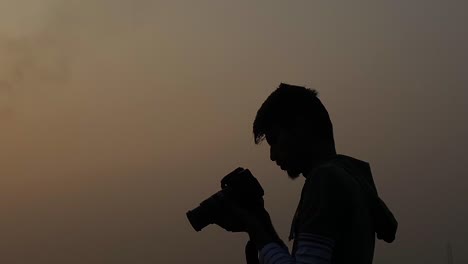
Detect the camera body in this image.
<box><xmin>186</xmin><ymin>167</ymin><xmax>264</xmax><ymax>231</ymax></box>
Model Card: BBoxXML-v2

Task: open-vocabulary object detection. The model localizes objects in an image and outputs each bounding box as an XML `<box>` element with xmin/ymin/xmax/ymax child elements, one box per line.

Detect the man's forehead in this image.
<box><xmin>265</xmin><ymin>124</ymin><xmax>288</xmax><ymax>142</ymax></box>
<box><xmin>266</xmin><ymin>123</ymin><xmax>283</xmax><ymax>133</ymax></box>
<box><xmin>265</xmin><ymin>125</ymin><xmax>280</xmax><ymax>137</ymax></box>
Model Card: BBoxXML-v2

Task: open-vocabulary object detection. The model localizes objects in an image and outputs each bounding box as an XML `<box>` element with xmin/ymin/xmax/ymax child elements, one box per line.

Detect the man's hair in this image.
<box><xmin>253</xmin><ymin>83</ymin><xmax>335</xmax><ymax>148</ymax></box>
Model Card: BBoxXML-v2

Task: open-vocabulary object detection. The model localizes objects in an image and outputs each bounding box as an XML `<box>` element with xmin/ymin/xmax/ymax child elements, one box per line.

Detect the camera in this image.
<box><xmin>186</xmin><ymin>167</ymin><xmax>264</xmax><ymax>231</ymax></box>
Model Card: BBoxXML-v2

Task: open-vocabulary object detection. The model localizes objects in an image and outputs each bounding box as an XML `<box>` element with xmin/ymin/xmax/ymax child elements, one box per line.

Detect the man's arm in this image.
<box><xmin>248</xmin><ymin>222</ymin><xmax>336</xmax><ymax>264</ymax></box>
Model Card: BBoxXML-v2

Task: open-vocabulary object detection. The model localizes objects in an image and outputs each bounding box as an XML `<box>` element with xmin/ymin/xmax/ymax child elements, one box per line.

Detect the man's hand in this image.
<box><xmin>215</xmin><ymin>199</ymin><xmax>283</xmax><ymax>250</ymax></box>
<box><xmin>213</xmin><ymin>202</ymin><xmax>249</xmax><ymax>232</ymax></box>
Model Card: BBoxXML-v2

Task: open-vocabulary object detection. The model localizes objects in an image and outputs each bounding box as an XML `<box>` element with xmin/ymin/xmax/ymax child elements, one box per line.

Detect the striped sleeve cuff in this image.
<box><xmin>295</xmin><ymin>233</ymin><xmax>335</xmax><ymax>264</ymax></box>
<box><xmin>258</xmin><ymin>233</ymin><xmax>335</xmax><ymax>264</ymax></box>
<box><xmin>259</xmin><ymin>242</ymin><xmax>294</xmax><ymax>264</ymax></box>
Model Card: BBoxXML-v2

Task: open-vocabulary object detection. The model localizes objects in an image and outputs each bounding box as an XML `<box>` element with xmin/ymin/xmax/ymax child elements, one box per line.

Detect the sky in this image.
<box><xmin>0</xmin><ymin>0</ymin><xmax>467</xmax><ymax>263</ymax></box>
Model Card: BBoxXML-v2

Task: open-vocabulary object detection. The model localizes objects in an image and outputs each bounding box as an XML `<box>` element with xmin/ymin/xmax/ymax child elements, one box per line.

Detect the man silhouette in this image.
<box><xmin>218</xmin><ymin>83</ymin><xmax>397</xmax><ymax>264</ymax></box>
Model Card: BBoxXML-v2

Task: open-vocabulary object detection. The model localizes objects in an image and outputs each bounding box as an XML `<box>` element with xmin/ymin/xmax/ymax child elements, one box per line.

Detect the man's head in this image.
<box><xmin>253</xmin><ymin>83</ymin><xmax>336</xmax><ymax>179</ymax></box>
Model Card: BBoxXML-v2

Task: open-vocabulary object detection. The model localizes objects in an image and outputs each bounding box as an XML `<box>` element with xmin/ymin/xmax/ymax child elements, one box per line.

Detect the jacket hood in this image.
<box><xmin>333</xmin><ymin>154</ymin><xmax>398</xmax><ymax>243</ymax></box>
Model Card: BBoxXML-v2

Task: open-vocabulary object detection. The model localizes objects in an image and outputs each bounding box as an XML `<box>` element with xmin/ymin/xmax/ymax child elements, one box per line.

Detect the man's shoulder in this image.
<box><xmin>301</xmin><ymin>161</ymin><xmax>359</xmax><ymax>205</ymax></box>
<box><xmin>294</xmin><ymin>161</ymin><xmax>356</xmax><ymax>242</ymax></box>
<box><xmin>305</xmin><ymin>162</ymin><xmax>350</xmax><ymax>188</ymax></box>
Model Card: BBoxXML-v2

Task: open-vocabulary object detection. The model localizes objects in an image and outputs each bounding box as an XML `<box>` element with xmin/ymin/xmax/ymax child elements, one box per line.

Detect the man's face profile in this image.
<box><xmin>265</xmin><ymin>124</ymin><xmax>309</xmax><ymax>179</ymax></box>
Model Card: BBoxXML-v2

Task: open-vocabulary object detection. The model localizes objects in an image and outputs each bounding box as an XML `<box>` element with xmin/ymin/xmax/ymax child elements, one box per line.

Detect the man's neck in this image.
<box><xmin>302</xmin><ymin>150</ymin><xmax>337</xmax><ymax>178</ymax></box>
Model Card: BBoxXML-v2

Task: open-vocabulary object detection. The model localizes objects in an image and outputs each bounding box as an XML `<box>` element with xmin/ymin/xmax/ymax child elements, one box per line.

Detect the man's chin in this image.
<box><xmin>286</xmin><ymin>169</ymin><xmax>301</xmax><ymax>180</ymax></box>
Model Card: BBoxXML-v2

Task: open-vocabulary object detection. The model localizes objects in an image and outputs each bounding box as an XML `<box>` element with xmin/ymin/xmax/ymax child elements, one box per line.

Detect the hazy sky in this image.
<box><xmin>0</xmin><ymin>1</ymin><xmax>467</xmax><ymax>263</ymax></box>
